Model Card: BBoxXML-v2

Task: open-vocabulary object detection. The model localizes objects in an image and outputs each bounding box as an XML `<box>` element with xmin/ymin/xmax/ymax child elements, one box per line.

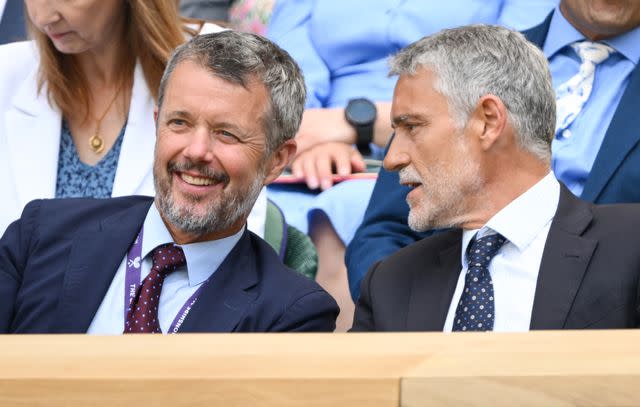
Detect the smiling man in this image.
<box><xmin>0</xmin><ymin>31</ymin><xmax>339</xmax><ymax>334</ymax></box>
<box><xmin>351</xmin><ymin>25</ymin><xmax>640</xmax><ymax>332</ymax></box>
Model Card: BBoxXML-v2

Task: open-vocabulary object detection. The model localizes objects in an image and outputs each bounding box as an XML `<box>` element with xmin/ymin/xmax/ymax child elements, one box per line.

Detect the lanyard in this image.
<box><xmin>124</xmin><ymin>226</ymin><xmax>206</xmax><ymax>333</ymax></box>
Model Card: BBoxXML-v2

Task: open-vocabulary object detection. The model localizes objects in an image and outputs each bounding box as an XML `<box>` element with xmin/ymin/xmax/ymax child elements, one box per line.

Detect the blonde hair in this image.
<box><xmin>27</xmin><ymin>0</ymin><xmax>197</xmax><ymax>121</ymax></box>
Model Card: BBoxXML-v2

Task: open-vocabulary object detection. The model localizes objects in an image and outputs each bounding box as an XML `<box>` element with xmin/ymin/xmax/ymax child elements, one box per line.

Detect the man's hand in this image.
<box><xmin>291</xmin><ymin>142</ymin><xmax>366</xmax><ymax>190</ymax></box>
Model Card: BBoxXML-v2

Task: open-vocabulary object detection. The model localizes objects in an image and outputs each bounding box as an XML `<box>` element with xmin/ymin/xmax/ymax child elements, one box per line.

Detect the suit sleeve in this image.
<box><xmin>345</xmin><ymin>165</ymin><xmax>429</xmax><ymax>300</ymax></box>
<box><xmin>269</xmin><ymin>288</ymin><xmax>339</xmax><ymax>332</ymax></box>
<box><xmin>350</xmin><ymin>261</ymin><xmax>381</xmax><ymax>332</ymax></box>
<box><xmin>0</xmin><ymin>200</ymin><xmax>39</xmax><ymax>332</ymax></box>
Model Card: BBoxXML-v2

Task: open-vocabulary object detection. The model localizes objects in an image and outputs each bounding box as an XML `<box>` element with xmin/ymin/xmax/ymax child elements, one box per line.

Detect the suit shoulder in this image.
<box><xmin>590</xmin><ymin>202</ymin><xmax>640</xmax><ymax>229</ymax></box>
<box><xmin>21</xmin><ymin>196</ymin><xmax>153</xmax><ymax>235</ymax></box>
<box><xmin>374</xmin><ymin>229</ymin><xmax>460</xmax><ymax>278</ymax></box>
<box><xmin>28</xmin><ymin>196</ymin><xmax>152</xmax><ymax>213</ymax></box>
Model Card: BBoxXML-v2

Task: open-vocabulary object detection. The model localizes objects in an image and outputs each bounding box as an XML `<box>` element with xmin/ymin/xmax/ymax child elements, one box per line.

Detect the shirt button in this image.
<box><xmin>562</xmin><ymin>129</ymin><xmax>572</xmax><ymax>138</ymax></box>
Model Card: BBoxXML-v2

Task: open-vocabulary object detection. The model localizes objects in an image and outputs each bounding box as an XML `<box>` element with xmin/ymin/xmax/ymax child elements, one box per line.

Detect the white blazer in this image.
<box><xmin>0</xmin><ymin>41</ymin><xmax>267</xmax><ymax>237</ymax></box>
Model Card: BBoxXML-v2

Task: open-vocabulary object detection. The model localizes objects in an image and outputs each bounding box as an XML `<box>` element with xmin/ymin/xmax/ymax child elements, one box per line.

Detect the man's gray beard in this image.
<box><xmin>403</xmin><ymin>147</ymin><xmax>483</xmax><ymax>232</ymax></box>
<box><xmin>156</xmin><ymin>173</ymin><xmax>264</xmax><ymax>236</ymax></box>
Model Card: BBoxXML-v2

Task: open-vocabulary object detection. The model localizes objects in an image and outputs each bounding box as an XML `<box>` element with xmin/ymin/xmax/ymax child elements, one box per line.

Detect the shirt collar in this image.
<box><xmin>544</xmin><ymin>6</ymin><xmax>640</xmax><ymax>64</ymax></box>
<box><xmin>141</xmin><ymin>203</ymin><xmax>245</xmax><ymax>287</ymax></box>
<box><xmin>461</xmin><ymin>172</ymin><xmax>560</xmax><ymax>266</ymax></box>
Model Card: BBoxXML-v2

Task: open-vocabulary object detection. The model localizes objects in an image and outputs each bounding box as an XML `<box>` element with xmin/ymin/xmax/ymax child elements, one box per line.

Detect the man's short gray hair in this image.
<box><xmin>158</xmin><ymin>31</ymin><xmax>306</xmax><ymax>153</ymax></box>
<box><xmin>389</xmin><ymin>25</ymin><xmax>555</xmax><ymax>162</ymax></box>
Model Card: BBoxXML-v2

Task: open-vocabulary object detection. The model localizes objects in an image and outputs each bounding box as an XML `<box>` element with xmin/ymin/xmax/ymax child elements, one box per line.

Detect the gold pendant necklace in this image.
<box><xmin>90</xmin><ymin>85</ymin><xmax>123</xmax><ymax>154</ymax></box>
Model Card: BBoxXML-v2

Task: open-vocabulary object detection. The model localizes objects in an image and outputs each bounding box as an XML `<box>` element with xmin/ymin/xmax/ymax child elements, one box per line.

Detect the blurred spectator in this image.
<box><xmin>180</xmin><ymin>0</ymin><xmax>232</xmax><ymax>22</ymax></box>
<box><xmin>229</xmin><ymin>0</ymin><xmax>274</xmax><ymax>35</ymax></box>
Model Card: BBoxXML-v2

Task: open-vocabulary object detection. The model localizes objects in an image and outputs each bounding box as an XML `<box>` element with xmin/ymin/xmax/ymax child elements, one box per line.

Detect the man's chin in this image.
<box><xmin>407</xmin><ymin>209</ymin><xmax>432</xmax><ymax>232</ymax></box>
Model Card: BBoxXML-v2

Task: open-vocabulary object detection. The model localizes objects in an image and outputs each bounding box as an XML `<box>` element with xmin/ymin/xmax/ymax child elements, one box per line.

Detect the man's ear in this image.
<box><xmin>470</xmin><ymin>94</ymin><xmax>508</xmax><ymax>151</ymax></box>
<box><xmin>153</xmin><ymin>105</ymin><xmax>159</xmax><ymax>123</ymax></box>
<box><xmin>263</xmin><ymin>139</ymin><xmax>297</xmax><ymax>184</ymax></box>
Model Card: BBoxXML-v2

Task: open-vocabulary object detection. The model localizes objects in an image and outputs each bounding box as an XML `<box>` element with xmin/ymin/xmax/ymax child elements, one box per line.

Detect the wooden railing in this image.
<box><xmin>1</xmin><ymin>330</ymin><xmax>638</xmax><ymax>406</ymax></box>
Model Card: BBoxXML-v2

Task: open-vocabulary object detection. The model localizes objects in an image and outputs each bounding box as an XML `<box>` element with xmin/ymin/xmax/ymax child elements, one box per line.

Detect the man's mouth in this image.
<box><xmin>402</xmin><ymin>182</ymin><xmax>421</xmax><ymax>189</ymax></box>
<box><xmin>168</xmin><ymin>161</ymin><xmax>230</xmax><ymax>189</ymax></box>
<box><xmin>179</xmin><ymin>173</ymin><xmax>218</xmax><ymax>186</ymax></box>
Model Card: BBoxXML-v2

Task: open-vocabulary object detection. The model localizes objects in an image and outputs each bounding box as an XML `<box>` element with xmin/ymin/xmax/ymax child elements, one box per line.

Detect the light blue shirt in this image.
<box><xmin>444</xmin><ymin>173</ymin><xmax>560</xmax><ymax>332</ymax></box>
<box><xmin>87</xmin><ymin>203</ymin><xmax>244</xmax><ymax>334</ymax></box>
<box><xmin>544</xmin><ymin>7</ymin><xmax>640</xmax><ymax>197</ymax></box>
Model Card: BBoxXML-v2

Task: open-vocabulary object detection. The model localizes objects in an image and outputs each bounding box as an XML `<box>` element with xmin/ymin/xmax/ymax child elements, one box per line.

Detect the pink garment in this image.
<box><xmin>229</xmin><ymin>0</ymin><xmax>275</xmax><ymax>35</ymax></box>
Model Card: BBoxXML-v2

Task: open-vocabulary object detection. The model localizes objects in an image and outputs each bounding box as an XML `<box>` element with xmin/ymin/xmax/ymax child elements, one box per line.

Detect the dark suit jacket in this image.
<box><xmin>346</xmin><ymin>11</ymin><xmax>640</xmax><ymax>300</ymax></box>
<box><xmin>0</xmin><ymin>197</ymin><xmax>338</xmax><ymax>333</ymax></box>
<box><xmin>0</xmin><ymin>0</ymin><xmax>26</xmax><ymax>45</ymax></box>
<box><xmin>352</xmin><ymin>187</ymin><xmax>640</xmax><ymax>331</ymax></box>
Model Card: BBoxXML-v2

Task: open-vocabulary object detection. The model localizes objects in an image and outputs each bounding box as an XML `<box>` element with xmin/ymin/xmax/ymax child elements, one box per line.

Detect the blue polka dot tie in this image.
<box><xmin>452</xmin><ymin>233</ymin><xmax>506</xmax><ymax>332</ymax></box>
<box><xmin>124</xmin><ymin>243</ymin><xmax>186</xmax><ymax>333</ymax></box>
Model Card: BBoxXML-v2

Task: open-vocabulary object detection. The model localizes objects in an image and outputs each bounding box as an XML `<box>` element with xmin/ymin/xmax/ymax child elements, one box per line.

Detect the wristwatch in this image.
<box><xmin>345</xmin><ymin>98</ymin><xmax>377</xmax><ymax>156</ymax></box>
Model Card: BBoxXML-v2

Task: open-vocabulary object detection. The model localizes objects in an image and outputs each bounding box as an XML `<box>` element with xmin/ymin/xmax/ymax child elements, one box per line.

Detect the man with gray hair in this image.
<box><xmin>351</xmin><ymin>25</ymin><xmax>640</xmax><ymax>332</ymax></box>
<box><xmin>0</xmin><ymin>31</ymin><xmax>338</xmax><ymax>334</ymax></box>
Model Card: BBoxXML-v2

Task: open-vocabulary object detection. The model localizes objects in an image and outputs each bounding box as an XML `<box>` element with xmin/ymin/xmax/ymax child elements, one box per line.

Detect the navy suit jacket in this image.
<box><xmin>346</xmin><ymin>11</ymin><xmax>640</xmax><ymax>300</ymax></box>
<box><xmin>352</xmin><ymin>187</ymin><xmax>640</xmax><ymax>331</ymax></box>
<box><xmin>0</xmin><ymin>197</ymin><xmax>338</xmax><ymax>333</ymax></box>
<box><xmin>0</xmin><ymin>0</ymin><xmax>26</xmax><ymax>45</ymax></box>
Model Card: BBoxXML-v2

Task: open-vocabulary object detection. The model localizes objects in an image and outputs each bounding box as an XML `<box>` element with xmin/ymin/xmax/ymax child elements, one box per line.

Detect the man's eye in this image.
<box><xmin>168</xmin><ymin>119</ymin><xmax>186</xmax><ymax>127</ymax></box>
<box><xmin>216</xmin><ymin>130</ymin><xmax>240</xmax><ymax>142</ymax></box>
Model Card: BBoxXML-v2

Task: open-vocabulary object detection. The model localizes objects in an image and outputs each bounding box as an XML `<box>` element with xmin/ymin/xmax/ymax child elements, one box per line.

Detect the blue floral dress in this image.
<box><xmin>55</xmin><ymin>120</ymin><xmax>126</xmax><ymax>198</ymax></box>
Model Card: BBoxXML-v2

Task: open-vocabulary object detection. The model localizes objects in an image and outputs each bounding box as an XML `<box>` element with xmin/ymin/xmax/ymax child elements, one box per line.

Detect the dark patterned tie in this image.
<box><xmin>124</xmin><ymin>243</ymin><xmax>186</xmax><ymax>333</ymax></box>
<box><xmin>452</xmin><ymin>233</ymin><xmax>506</xmax><ymax>332</ymax></box>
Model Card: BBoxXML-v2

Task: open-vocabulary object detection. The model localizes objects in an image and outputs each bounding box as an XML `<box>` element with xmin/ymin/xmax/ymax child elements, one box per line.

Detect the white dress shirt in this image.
<box><xmin>443</xmin><ymin>172</ymin><xmax>560</xmax><ymax>332</ymax></box>
<box><xmin>87</xmin><ymin>203</ymin><xmax>243</xmax><ymax>334</ymax></box>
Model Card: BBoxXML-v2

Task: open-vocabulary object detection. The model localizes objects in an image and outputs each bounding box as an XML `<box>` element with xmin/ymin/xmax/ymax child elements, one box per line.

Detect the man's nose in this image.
<box><xmin>383</xmin><ymin>133</ymin><xmax>410</xmax><ymax>172</ymax></box>
<box><xmin>183</xmin><ymin>127</ymin><xmax>215</xmax><ymax>163</ymax></box>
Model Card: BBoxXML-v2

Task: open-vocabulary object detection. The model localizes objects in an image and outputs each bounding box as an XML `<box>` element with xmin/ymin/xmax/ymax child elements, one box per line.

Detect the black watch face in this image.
<box><xmin>347</xmin><ymin>99</ymin><xmax>376</xmax><ymax>125</ymax></box>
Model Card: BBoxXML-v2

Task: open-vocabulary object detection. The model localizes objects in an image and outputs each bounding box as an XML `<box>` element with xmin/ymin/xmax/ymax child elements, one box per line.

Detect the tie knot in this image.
<box><xmin>572</xmin><ymin>41</ymin><xmax>614</xmax><ymax>65</ymax></box>
<box><xmin>150</xmin><ymin>243</ymin><xmax>186</xmax><ymax>275</ymax></box>
<box><xmin>467</xmin><ymin>233</ymin><xmax>506</xmax><ymax>270</ymax></box>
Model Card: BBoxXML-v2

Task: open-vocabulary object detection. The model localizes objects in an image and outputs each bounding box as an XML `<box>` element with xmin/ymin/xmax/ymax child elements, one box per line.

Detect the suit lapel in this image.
<box><xmin>53</xmin><ymin>199</ymin><xmax>153</xmax><ymax>333</ymax></box>
<box><xmin>522</xmin><ymin>11</ymin><xmax>552</xmax><ymax>48</ymax></box>
<box><xmin>406</xmin><ymin>231</ymin><xmax>462</xmax><ymax>331</ymax></box>
<box><xmin>581</xmin><ymin>63</ymin><xmax>640</xmax><ymax>202</ymax></box>
<box><xmin>530</xmin><ymin>186</ymin><xmax>597</xmax><ymax>329</ymax></box>
<box><xmin>5</xmin><ymin>62</ymin><xmax>61</xmax><ymax>208</ymax></box>
<box><xmin>178</xmin><ymin>230</ymin><xmax>259</xmax><ymax>332</ymax></box>
<box><xmin>111</xmin><ymin>63</ymin><xmax>156</xmax><ymax>197</ymax></box>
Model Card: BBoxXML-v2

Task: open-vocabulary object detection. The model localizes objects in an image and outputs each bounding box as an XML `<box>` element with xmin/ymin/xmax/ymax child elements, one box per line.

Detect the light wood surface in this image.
<box><xmin>0</xmin><ymin>330</ymin><xmax>638</xmax><ymax>406</ymax></box>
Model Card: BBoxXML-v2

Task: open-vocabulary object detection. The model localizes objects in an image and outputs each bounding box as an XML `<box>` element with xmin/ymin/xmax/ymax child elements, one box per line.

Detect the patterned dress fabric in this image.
<box><xmin>124</xmin><ymin>244</ymin><xmax>187</xmax><ymax>333</ymax></box>
<box><xmin>229</xmin><ymin>0</ymin><xmax>275</xmax><ymax>35</ymax></box>
<box><xmin>452</xmin><ymin>233</ymin><xmax>506</xmax><ymax>332</ymax></box>
<box><xmin>555</xmin><ymin>41</ymin><xmax>614</xmax><ymax>135</ymax></box>
<box><xmin>55</xmin><ymin>120</ymin><xmax>126</xmax><ymax>198</ymax></box>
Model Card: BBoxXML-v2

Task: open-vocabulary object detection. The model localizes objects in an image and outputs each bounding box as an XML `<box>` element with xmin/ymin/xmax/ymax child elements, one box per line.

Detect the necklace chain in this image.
<box><xmin>89</xmin><ymin>84</ymin><xmax>124</xmax><ymax>154</ymax></box>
